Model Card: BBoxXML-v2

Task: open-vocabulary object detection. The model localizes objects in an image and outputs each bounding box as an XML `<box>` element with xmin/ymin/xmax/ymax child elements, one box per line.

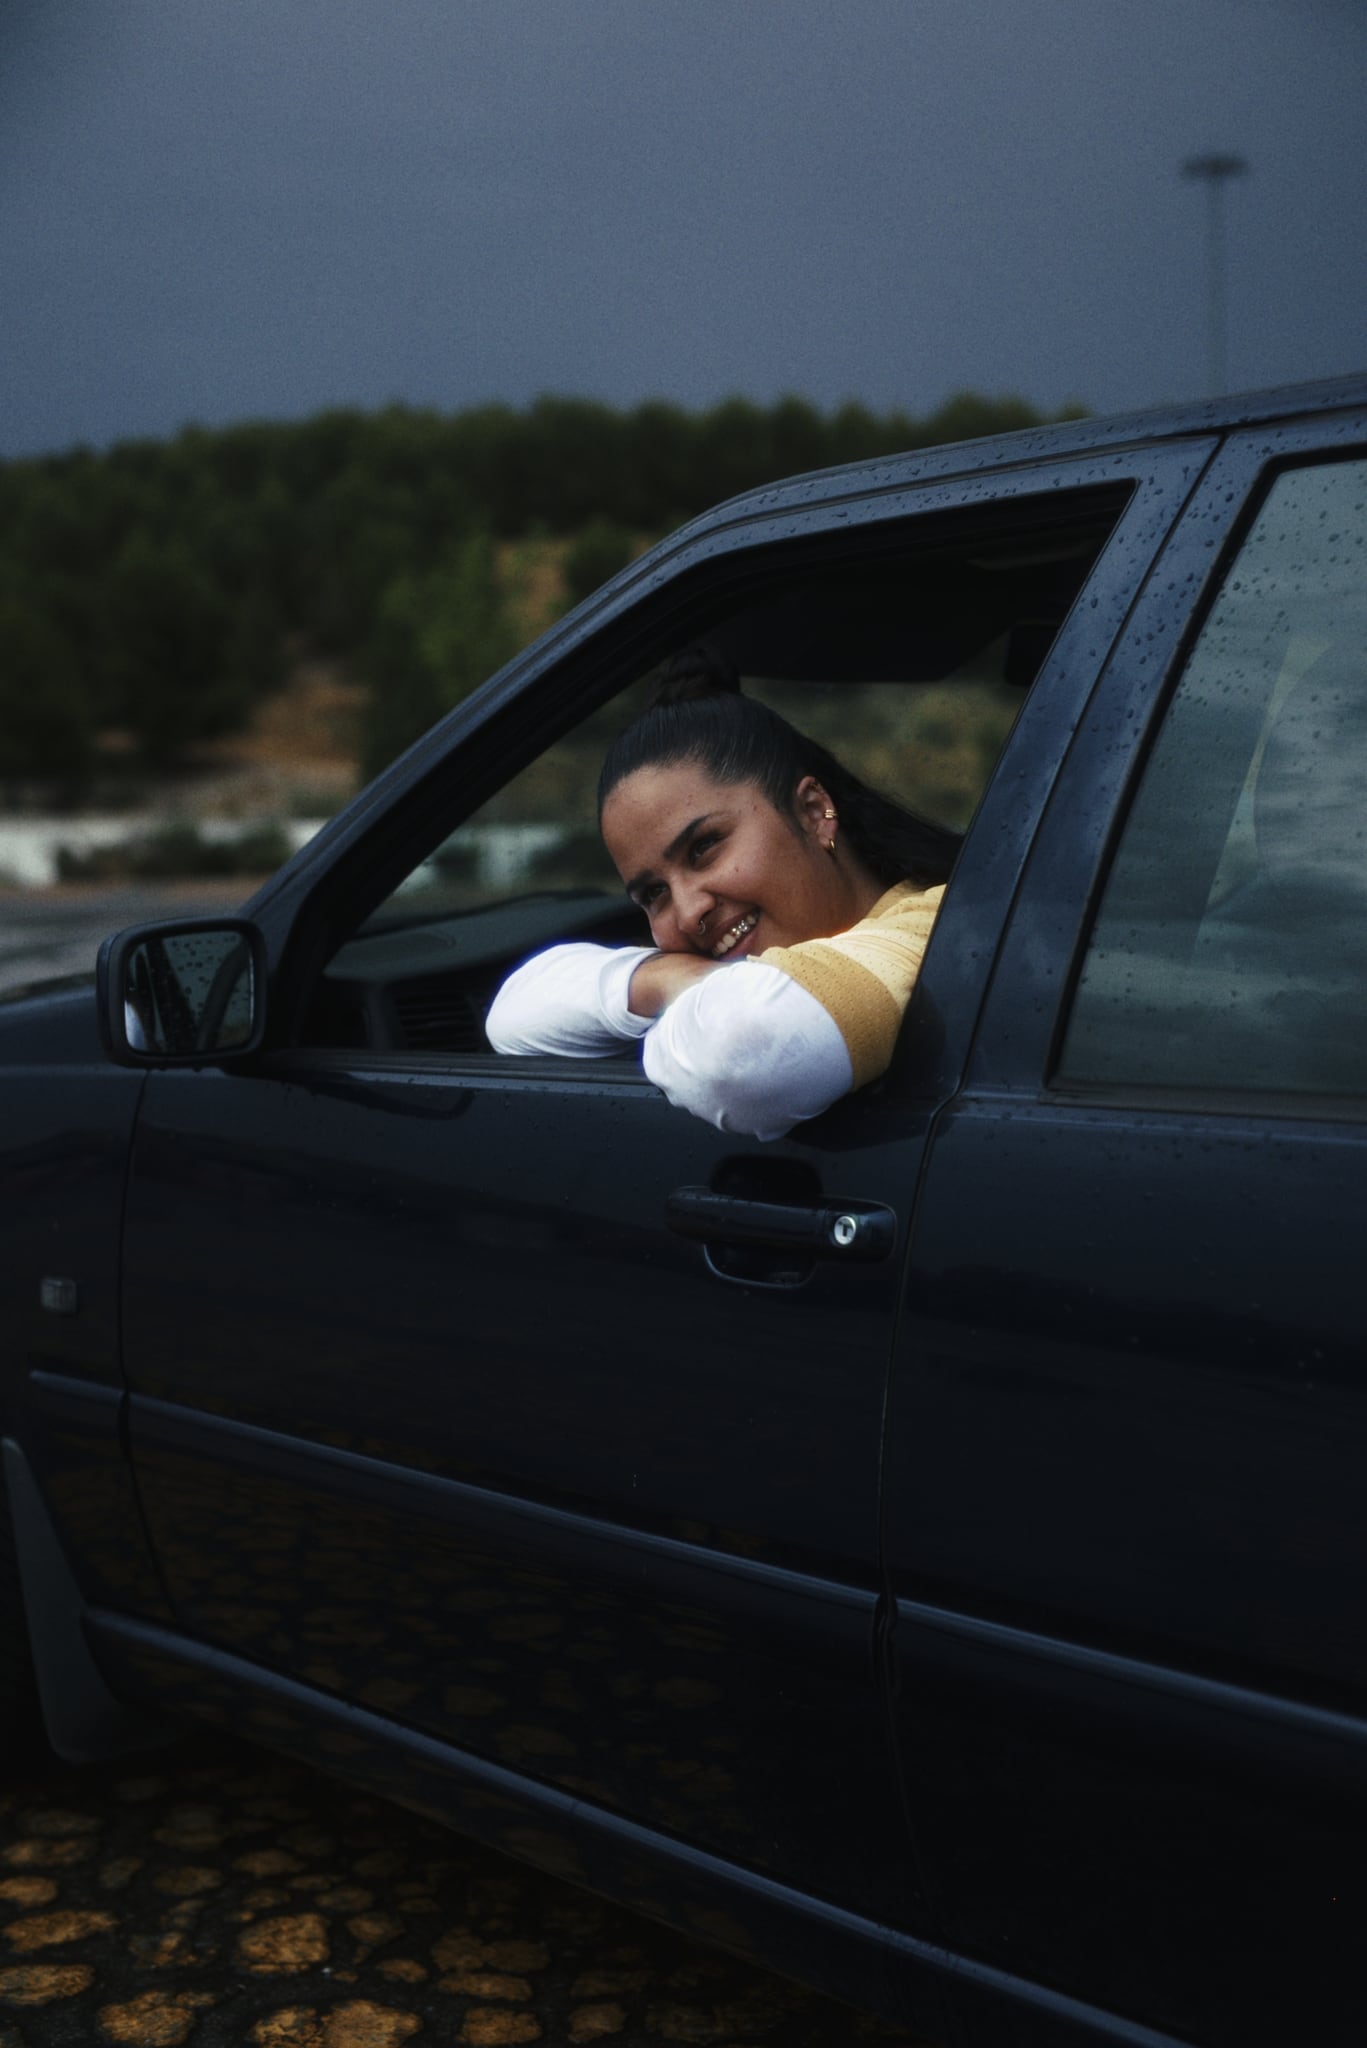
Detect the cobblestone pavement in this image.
<box><xmin>0</xmin><ymin>1736</ymin><xmax>936</xmax><ymax>2047</ymax></box>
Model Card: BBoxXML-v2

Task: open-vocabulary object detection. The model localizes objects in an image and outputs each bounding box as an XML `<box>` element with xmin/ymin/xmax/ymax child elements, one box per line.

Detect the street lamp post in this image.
<box><xmin>1182</xmin><ymin>153</ymin><xmax>1249</xmax><ymax>398</ymax></box>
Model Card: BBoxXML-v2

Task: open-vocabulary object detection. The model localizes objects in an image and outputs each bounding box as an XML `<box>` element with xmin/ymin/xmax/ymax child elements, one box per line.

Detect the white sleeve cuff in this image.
<box><xmin>595</xmin><ymin>945</ymin><xmax>656</xmax><ymax>1038</ymax></box>
<box><xmin>642</xmin><ymin>960</ymin><xmax>853</xmax><ymax>1140</ymax></box>
<box><xmin>486</xmin><ymin>943</ymin><xmax>656</xmax><ymax>1056</ymax></box>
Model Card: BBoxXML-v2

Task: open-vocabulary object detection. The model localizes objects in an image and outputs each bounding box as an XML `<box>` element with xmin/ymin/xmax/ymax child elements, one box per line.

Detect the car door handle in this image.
<box><xmin>665</xmin><ymin>1187</ymin><xmax>897</xmax><ymax>1263</ymax></box>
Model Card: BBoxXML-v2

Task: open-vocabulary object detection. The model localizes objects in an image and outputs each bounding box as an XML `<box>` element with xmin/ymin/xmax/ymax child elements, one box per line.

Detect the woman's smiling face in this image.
<box><xmin>600</xmin><ymin>760</ymin><xmax>871</xmax><ymax>960</ymax></box>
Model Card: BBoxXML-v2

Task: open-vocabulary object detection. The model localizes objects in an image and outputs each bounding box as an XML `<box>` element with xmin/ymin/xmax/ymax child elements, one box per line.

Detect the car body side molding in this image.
<box><xmin>896</xmin><ymin>1598</ymin><xmax>1367</xmax><ymax>1788</ymax></box>
<box><xmin>85</xmin><ymin>1607</ymin><xmax>1195</xmax><ymax>2048</ymax></box>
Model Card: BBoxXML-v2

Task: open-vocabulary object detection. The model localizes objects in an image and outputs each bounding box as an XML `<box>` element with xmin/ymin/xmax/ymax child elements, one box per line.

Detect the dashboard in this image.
<box><xmin>310</xmin><ymin>891</ymin><xmax>647</xmax><ymax>1054</ymax></box>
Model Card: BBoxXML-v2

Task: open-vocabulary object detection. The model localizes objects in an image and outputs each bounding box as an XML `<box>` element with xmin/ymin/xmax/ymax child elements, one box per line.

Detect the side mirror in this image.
<box><xmin>96</xmin><ymin>919</ymin><xmax>267</xmax><ymax>1065</ymax></box>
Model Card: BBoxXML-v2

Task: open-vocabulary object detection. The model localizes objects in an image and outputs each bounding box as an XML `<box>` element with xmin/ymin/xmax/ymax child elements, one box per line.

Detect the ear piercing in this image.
<box><xmin>823</xmin><ymin>807</ymin><xmax>838</xmax><ymax>858</ymax></box>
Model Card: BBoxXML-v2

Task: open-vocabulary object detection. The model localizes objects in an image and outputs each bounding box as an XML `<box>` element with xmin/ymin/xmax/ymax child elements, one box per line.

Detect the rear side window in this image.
<box><xmin>1059</xmin><ymin>456</ymin><xmax>1367</xmax><ymax>1098</ymax></box>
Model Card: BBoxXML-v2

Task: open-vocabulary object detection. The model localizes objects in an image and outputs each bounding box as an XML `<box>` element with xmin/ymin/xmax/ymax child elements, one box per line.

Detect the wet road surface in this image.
<box><xmin>0</xmin><ymin>1736</ymin><xmax>933</xmax><ymax>2047</ymax></box>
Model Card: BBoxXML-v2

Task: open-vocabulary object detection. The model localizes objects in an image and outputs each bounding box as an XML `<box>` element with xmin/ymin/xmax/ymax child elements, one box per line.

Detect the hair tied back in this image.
<box><xmin>600</xmin><ymin>643</ymin><xmax>961</xmax><ymax>891</ymax></box>
<box><xmin>650</xmin><ymin>643</ymin><xmax>742</xmax><ymax>708</ymax></box>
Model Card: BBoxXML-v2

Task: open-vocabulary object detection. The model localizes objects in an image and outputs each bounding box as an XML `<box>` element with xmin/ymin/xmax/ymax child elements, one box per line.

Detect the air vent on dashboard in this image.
<box><xmin>389</xmin><ymin>976</ymin><xmax>488</xmax><ymax>1053</ymax></box>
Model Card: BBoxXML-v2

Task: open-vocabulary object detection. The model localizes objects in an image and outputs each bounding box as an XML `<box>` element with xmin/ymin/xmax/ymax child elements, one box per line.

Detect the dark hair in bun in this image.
<box><xmin>650</xmin><ymin>643</ymin><xmax>743</xmax><ymax>706</ymax></box>
<box><xmin>598</xmin><ymin>644</ymin><xmax>959</xmax><ymax>890</ymax></box>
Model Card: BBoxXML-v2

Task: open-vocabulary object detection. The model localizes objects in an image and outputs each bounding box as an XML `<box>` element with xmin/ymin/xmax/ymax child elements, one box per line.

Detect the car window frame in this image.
<box><xmin>244</xmin><ymin>441</ymin><xmax>1218</xmax><ymax>1087</ymax></box>
<box><xmin>1055</xmin><ymin>452</ymin><xmax>1367</xmax><ymax>1109</ymax></box>
<box><xmin>963</xmin><ymin>406</ymin><xmax>1367</xmax><ymax>1116</ymax></box>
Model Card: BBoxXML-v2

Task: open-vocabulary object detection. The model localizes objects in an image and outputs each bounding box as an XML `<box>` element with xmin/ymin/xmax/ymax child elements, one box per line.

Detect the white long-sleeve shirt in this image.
<box><xmin>485</xmin><ymin>881</ymin><xmax>944</xmax><ymax>1140</ymax></box>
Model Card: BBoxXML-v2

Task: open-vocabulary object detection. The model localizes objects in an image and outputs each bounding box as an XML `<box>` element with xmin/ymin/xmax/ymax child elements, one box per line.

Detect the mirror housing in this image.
<box><xmin>96</xmin><ymin>919</ymin><xmax>267</xmax><ymax>1066</ymax></box>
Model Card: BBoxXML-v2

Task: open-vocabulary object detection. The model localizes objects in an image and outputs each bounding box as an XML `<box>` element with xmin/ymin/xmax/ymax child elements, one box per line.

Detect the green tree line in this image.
<box><xmin>0</xmin><ymin>391</ymin><xmax>1083</xmax><ymax>785</ymax></box>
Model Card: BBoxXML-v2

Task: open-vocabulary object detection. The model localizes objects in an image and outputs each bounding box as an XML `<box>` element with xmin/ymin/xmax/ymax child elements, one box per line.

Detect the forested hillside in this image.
<box><xmin>0</xmin><ymin>391</ymin><xmax>1082</xmax><ymax>790</ymax></box>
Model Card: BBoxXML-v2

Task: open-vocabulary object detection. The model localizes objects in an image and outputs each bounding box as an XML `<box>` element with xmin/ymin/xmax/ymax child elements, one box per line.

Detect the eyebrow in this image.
<box><xmin>625</xmin><ymin>812</ymin><xmax>715</xmax><ymax>901</ymax></box>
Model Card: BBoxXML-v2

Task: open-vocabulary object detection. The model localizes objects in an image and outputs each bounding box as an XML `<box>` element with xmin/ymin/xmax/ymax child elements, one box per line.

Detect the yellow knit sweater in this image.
<box><xmin>758</xmin><ymin>880</ymin><xmax>945</xmax><ymax>1090</ymax></box>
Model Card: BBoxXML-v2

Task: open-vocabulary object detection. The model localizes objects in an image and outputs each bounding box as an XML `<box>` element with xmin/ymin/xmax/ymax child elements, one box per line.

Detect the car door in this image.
<box><xmin>114</xmin><ymin>436</ymin><xmax>1210</xmax><ymax>1982</ymax></box>
<box><xmin>884</xmin><ymin>415</ymin><xmax>1367</xmax><ymax>2047</ymax></box>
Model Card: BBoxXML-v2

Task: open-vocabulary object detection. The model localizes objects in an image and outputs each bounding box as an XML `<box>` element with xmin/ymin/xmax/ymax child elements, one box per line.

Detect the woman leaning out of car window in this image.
<box><xmin>486</xmin><ymin>653</ymin><xmax>958</xmax><ymax>1139</ymax></box>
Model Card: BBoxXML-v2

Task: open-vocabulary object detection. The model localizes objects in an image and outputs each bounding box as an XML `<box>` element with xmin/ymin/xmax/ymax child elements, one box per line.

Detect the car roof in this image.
<box><xmin>679</xmin><ymin>371</ymin><xmax>1367</xmax><ymax>539</ymax></box>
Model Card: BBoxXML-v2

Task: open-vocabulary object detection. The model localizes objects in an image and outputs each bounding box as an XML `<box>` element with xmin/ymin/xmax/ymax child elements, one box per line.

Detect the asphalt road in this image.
<box><xmin>0</xmin><ymin>1735</ymin><xmax>930</xmax><ymax>2047</ymax></box>
<box><xmin>0</xmin><ymin>889</ymin><xmax>252</xmax><ymax>1000</ymax></box>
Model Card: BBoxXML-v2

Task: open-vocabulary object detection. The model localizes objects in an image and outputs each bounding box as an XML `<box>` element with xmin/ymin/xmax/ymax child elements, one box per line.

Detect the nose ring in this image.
<box><xmin>698</xmin><ymin>915</ymin><xmax>707</xmax><ymax>935</ymax></box>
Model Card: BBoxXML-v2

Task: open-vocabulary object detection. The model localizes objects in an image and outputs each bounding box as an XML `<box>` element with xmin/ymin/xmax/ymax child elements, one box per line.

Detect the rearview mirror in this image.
<box><xmin>96</xmin><ymin>919</ymin><xmax>266</xmax><ymax>1064</ymax></box>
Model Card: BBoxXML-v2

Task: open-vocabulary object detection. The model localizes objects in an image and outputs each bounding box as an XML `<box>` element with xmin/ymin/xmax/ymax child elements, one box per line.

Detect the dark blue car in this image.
<box><xmin>4</xmin><ymin>373</ymin><xmax>1366</xmax><ymax>2048</ymax></box>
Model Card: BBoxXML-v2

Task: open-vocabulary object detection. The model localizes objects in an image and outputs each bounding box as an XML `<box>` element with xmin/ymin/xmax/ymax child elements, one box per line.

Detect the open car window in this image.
<box><xmin>307</xmin><ymin>492</ymin><xmax>1128</xmax><ymax>1057</ymax></box>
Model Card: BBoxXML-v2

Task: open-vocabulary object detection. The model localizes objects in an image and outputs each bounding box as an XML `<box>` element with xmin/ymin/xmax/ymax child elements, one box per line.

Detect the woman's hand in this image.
<box><xmin>627</xmin><ymin>950</ymin><xmax>720</xmax><ymax>1019</ymax></box>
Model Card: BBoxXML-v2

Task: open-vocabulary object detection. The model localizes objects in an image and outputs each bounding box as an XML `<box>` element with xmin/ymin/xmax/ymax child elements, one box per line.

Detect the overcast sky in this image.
<box><xmin>2</xmin><ymin>0</ymin><xmax>1363</xmax><ymax>460</ymax></box>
